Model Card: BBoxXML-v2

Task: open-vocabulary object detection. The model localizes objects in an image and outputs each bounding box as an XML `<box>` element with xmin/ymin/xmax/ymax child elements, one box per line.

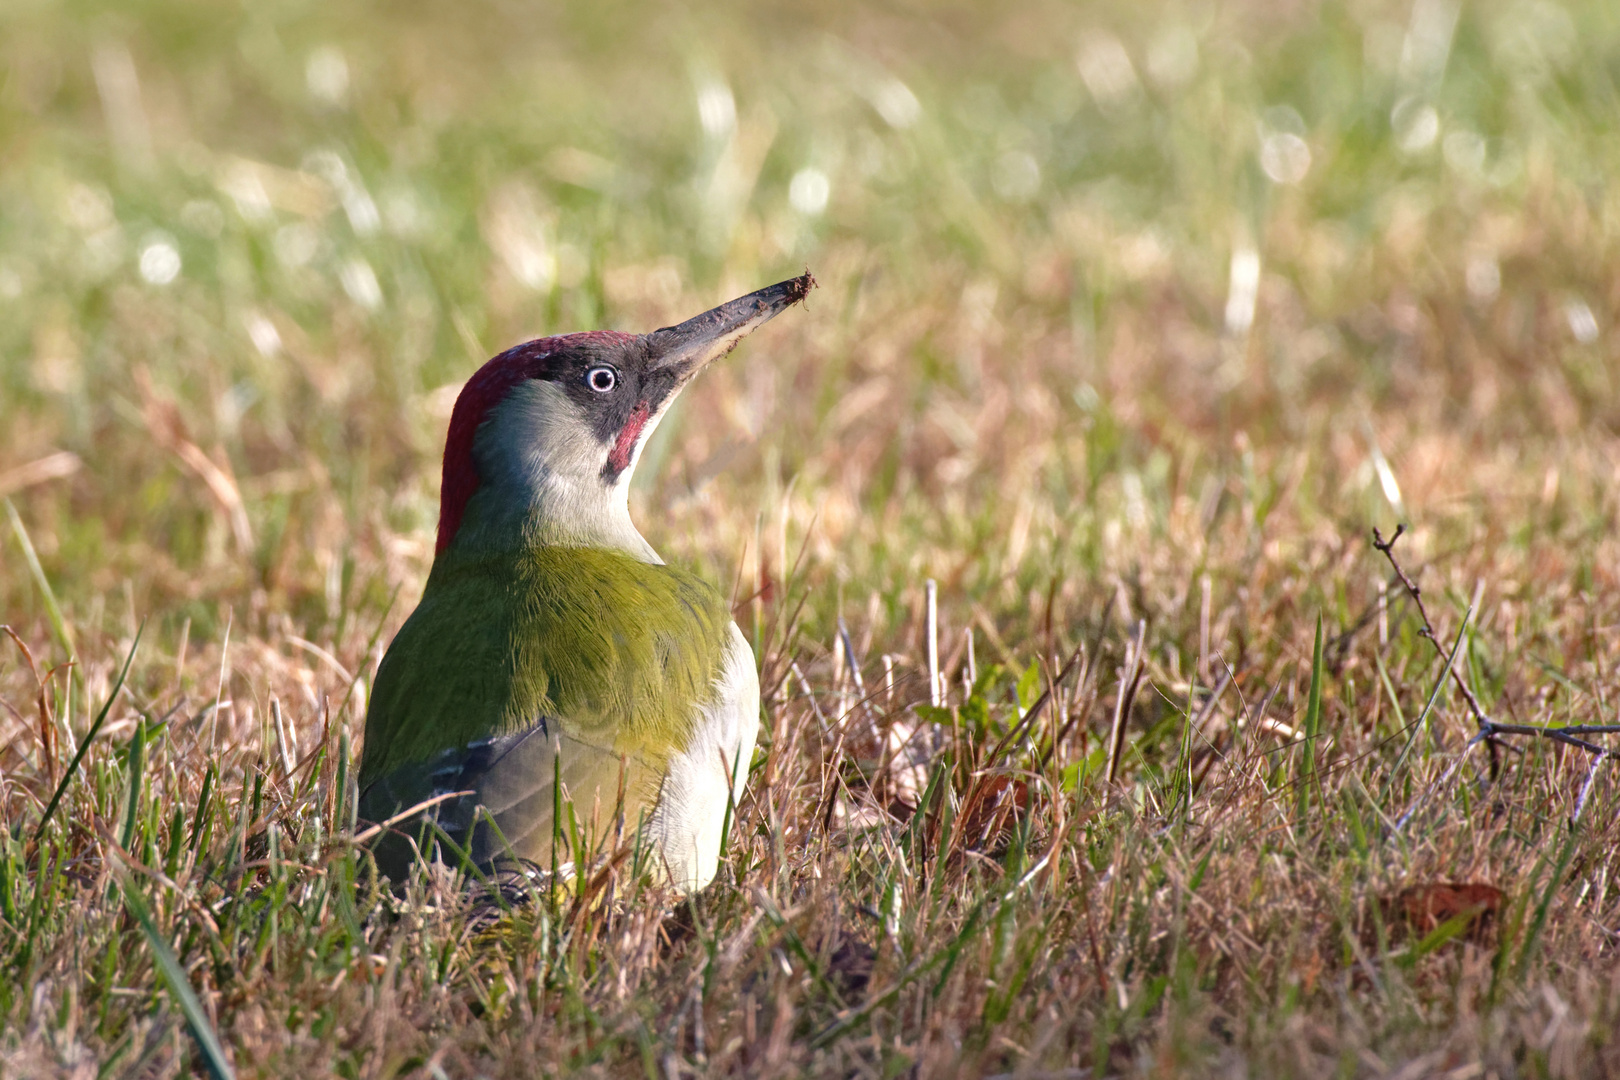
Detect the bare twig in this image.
<box><xmin>1371</xmin><ymin>526</ymin><xmax>1492</xmax><ymax>731</ymax></box>
<box><xmin>1373</xmin><ymin>526</ymin><xmax>1620</xmax><ymax>831</ymax></box>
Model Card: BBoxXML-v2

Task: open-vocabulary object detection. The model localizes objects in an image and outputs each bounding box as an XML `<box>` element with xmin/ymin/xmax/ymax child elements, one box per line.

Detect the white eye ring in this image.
<box><xmin>586</xmin><ymin>366</ymin><xmax>617</xmax><ymax>393</ymax></box>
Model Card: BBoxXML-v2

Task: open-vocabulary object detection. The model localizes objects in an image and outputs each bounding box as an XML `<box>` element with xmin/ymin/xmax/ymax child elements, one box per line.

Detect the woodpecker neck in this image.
<box><xmin>442</xmin><ymin>378</ymin><xmax>664</xmax><ymax>563</ymax></box>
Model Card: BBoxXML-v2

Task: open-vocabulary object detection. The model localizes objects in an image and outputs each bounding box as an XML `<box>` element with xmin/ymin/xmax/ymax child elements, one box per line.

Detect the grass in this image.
<box><xmin>2</xmin><ymin>0</ymin><xmax>1619</xmax><ymax>1075</ymax></box>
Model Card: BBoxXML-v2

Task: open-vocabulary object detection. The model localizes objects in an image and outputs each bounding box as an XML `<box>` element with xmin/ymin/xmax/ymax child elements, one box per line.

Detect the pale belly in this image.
<box><xmin>647</xmin><ymin>622</ymin><xmax>760</xmax><ymax>891</ymax></box>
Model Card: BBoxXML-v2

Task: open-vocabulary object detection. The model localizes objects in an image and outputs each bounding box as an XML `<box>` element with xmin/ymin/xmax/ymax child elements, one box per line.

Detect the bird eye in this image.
<box><xmin>585</xmin><ymin>366</ymin><xmax>618</xmax><ymax>393</ymax></box>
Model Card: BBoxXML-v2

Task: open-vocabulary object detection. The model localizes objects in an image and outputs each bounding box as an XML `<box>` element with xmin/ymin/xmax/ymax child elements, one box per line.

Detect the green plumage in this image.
<box><xmin>358</xmin><ymin>545</ymin><xmax>732</xmax><ymax>874</ymax></box>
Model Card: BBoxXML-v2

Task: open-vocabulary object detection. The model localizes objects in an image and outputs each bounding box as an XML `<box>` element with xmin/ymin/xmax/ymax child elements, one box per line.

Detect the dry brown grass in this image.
<box><xmin>3</xmin><ymin>0</ymin><xmax>1620</xmax><ymax>1076</ymax></box>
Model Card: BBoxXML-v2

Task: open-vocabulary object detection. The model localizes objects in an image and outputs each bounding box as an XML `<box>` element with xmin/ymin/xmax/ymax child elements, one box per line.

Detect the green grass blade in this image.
<box><xmin>4</xmin><ymin>496</ymin><xmax>73</xmax><ymax>658</ymax></box>
<box><xmin>35</xmin><ymin>620</ymin><xmax>145</xmax><ymax>842</ymax></box>
<box><xmin>1515</xmin><ymin>827</ymin><xmax>1579</xmax><ymax>980</ymax></box>
<box><xmin>334</xmin><ymin>728</ymin><xmax>351</xmax><ymax>833</ymax></box>
<box><xmin>426</xmin><ymin>819</ymin><xmax>510</xmax><ymax>912</ymax></box>
<box><xmin>119</xmin><ymin>879</ymin><xmax>235</xmax><ymax>1080</ymax></box>
<box><xmin>1388</xmin><ymin>610</ymin><xmax>1472</xmax><ymax>791</ymax></box>
<box><xmin>119</xmin><ymin>717</ymin><xmax>148</xmax><ymax>852</ymax></box>
<box><xmin>189</xmin><ymin>763</ymin><xmax>216</xmax><ymax>847</ymax></box>
<box><xmin>1296</xmin><ymin>614</ymin><xmax>1324</xmax><ymax>821</ymax></box>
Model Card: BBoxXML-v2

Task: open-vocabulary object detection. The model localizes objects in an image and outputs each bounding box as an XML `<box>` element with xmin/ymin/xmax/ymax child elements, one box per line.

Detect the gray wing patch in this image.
<box><xmin>359</xmin><ymin>718</ymin><xmax>655</xmax><ymax>884</ymax></box>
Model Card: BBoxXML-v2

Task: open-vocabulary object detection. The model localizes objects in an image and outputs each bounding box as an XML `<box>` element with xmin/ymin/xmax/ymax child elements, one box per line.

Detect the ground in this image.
<box><xmin>1</xmin><ymin>0</ymin><xmax>1618</xmax><ymax>1076</ymax></box>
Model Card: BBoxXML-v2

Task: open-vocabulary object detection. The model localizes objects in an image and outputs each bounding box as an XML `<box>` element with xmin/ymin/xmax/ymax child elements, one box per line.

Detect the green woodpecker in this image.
<box><xmin>359</xmin><ymin>273</ymin><xmax>813</xmax><ymax>892</ymax></box>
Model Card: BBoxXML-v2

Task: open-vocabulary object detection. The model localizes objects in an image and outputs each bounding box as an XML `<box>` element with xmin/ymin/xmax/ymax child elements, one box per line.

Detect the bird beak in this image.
<box><xmin>643</xmin><ymin>272</ymin><xmax>815</xmax><ymax>381</ymax></box>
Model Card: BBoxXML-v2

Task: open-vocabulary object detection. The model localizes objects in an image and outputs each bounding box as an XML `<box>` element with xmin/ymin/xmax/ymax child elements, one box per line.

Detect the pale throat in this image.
<box><xmin>459</xmin><ymin>379</ymin><xmax>666</xmax><ymax>562</ymax></box>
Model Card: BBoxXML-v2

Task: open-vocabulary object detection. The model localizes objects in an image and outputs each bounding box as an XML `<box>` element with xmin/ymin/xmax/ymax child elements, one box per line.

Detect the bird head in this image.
<box><xmin>435</xmin><ymin>272</ymin><xmax>814</xmax><ymax>558</ymax></box>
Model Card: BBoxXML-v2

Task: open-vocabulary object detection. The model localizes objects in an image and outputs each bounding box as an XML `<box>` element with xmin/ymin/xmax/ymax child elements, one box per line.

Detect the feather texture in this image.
<box><xmin>358</xmin><ymin>544</ymin><xmax>742</xmax><ymax>882</ymax></box>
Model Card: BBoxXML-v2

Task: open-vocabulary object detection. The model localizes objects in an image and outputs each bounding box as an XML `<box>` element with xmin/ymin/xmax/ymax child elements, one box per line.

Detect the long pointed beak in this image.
<box><xmin>644</xmin><ymin>272</ymin><xmax>815</xmax><ymax>379</ymax></box>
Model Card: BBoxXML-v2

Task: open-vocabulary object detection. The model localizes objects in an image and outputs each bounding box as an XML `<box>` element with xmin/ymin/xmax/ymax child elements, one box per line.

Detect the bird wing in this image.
<box><xmin>358</xmin><ymin>719</ymin><xmax>661</xmax><ymax>878</ymax></box>
<box><xmin>358</xmin><ymin>546</ymin><xmax>733</xmax><ymax>880</ymax></box>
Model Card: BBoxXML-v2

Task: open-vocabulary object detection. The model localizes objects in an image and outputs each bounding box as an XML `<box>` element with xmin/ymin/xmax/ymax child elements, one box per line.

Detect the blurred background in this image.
<box><xmin>1</xmin><ymin>0</ymin><xmax>1616</xmax><ymax>669</ymax></box>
